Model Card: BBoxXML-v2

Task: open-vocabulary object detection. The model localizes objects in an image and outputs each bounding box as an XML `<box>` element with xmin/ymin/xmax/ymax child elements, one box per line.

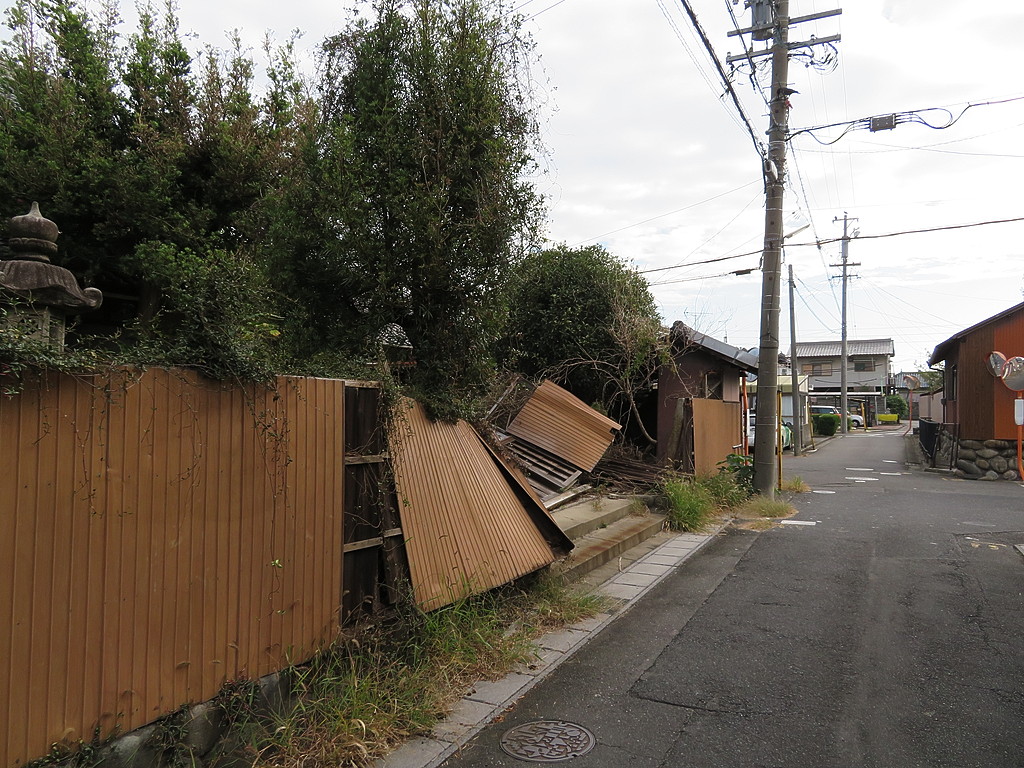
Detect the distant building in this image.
<box><xmin>792</xmin><ymin>338</ymin><xmax>895</xmax><ymax>425</ymax></box>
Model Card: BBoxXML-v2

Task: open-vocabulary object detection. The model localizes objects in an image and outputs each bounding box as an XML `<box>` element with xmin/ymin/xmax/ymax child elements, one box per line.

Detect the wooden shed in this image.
<box><xmin>657</xmin><ymin>322</ymin><xmax>758</xmax><ymax>471</ymax></box>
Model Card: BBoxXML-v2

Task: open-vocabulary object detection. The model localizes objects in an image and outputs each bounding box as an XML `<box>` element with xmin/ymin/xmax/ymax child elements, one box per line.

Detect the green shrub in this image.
<box><xmin>716</xmin><ymin>453</ymin><xmax>754</xmax><ymax>497</ymax></box>
<box><xmin>812</xmin><ymin>413</ymin><xmax>840</xmax><ymax>436</ymax></box>
<box><xmin>886</xmin><ymin>394</ymin><xmax>909</xmax><ymax>418</ymax></box>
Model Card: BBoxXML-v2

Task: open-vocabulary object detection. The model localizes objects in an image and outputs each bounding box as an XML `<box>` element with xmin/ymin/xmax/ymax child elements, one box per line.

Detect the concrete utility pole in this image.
<box><xmin>831</xmin><ymin>213</ymin><xmax>860</xmax><ymax>435</ymax></box>
<box><xmin>731</xmin><ymin>1</ymin><xmax>842</xmax><ymax>495</ymax></box>
<box><xmin>788</xmin><ymin>263</ymin><xmax>802</xmax><ymax>456</ymax></box>
<box><xmin>751</xmin><ymin>0</ymin><xmax>791</xmax><ymax>497</ymax></box>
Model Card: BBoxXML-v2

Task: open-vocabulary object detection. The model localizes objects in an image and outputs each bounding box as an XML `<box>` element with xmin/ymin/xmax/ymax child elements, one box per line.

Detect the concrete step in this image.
<box><xmin>570</xmin><ymin>527</ymin><xmax>682</xmax><ymax>592</ymax></box>
<box><xmin>556</xmin><ymin>511</ymin><xmax>667</xmax><ymax>582</ymax></box>
<box><xmin>550</xmin><ymin>496</ymin><xmax>637</xmax><ymax>541</ymax></box>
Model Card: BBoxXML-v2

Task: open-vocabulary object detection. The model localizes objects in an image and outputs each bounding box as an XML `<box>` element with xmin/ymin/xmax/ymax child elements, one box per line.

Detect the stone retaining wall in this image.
<box><xmin>955</xmin><ymin>439</ymin><xmax>1020</xmax><ymax>481</ymax></box>
<box><xmin>57</xmin><ymin>670</ymin><xmax>293</xmax><ymax>768</ymax></box>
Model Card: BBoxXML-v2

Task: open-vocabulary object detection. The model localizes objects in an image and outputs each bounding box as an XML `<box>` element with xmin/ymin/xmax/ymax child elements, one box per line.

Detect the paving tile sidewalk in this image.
<box><xmin>375</xmin><ymin>526</ymin><xmax>725</xmax><ymax>768</ymax></box>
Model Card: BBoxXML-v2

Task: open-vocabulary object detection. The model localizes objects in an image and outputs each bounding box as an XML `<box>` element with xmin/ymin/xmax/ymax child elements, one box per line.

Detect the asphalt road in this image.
<box><xmin>440</xmin><ymin>429</ymin><xmax>1024</xmax><ymax>768</ymax></box>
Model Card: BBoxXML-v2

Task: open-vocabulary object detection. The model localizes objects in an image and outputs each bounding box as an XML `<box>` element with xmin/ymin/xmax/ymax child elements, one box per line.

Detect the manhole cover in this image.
<box><xmin>499</xmin><ymin>720</ymin><xmax>596</xmax><ymax>762</ymax></box>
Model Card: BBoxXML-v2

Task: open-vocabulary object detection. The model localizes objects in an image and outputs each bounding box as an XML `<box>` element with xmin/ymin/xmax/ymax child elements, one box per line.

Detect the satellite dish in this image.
<box><xmin>904</xmin><ymin>374</ymin><xmax>920</xmax><ymax>391</ymax></box>
<box><xmin>1002</xmin><ymin>356</ymin><xmax>1024</xmax><ymax>393</ymax></box>
<box><xmin>988</xmin><ymin>351</ymin><xmax>1008</xmax><ymax>378</ymax></box>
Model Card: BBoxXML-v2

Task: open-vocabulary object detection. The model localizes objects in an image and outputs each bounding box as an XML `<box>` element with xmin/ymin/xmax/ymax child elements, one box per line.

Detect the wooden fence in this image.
<box><xmin>691</xmin><ymin>398</ymin><xmax>742</xmax><ymax>475</ymax></box>
<box><xmin>0</xmin><ymin>368</ymin><xmax>355</xmax><ymax>767</ymax></box>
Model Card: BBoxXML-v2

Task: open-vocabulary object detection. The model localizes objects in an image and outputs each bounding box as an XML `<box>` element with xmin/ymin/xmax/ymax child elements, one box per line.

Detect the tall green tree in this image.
<box><xmin>1</xmin><ymin>0</ymin><xmax>545</xmax><ymax>403</ymax></box>
<box><xmin>0</xmin><ymin>0</ymin><xmax>310</xmax><ymax>378</ymax></box>
<box><xmin>319</xmin><ymin>0</ymin><xmax>544</xmax><ymax>416</ymax></box>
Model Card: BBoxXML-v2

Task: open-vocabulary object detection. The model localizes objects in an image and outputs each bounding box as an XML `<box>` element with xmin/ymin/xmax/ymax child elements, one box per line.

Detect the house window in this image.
<box><xmin>802</xmin><ymin>362</ymin><xmax>833</xmax><ymax>376</ymax></box>
<box><xmin>853</xmin><ymin>359</ymin><xmax>875</xmax><ymax>372</ymax></box>
<box><xmin>703</xmin><ymin>371</ymin><xmax>723</xmax><ymax>399</ymax></box>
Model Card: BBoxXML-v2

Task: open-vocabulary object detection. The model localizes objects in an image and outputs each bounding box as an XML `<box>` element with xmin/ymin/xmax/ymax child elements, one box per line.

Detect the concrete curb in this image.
<box><xmin>375</xmin><ymin>522</ymin><xmax>728</xmax><ymax>768</ymax></box>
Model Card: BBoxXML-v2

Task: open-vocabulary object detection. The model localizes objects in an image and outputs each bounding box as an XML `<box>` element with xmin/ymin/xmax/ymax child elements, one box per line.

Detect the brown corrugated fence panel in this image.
<box><xmin>0</xmin><ymin>369</ymin><xmax>345</xmax><ymax>767</ymax></box>
<box><xmin>506</xmin><ymin>380</ymin><xmax>621</xmax><ymax>471</ymax></box>
<box><xmin>389</xmin><ymin>399</ymin><xmax>556</xmax><ymax>611</ymax></box>
<box><xmin>692</xmin><ymin>398</ymin><xmax>741</xmax><ymax>476</ymax></box>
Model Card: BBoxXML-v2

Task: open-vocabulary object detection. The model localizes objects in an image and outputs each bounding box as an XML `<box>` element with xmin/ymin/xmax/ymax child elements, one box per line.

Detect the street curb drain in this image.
<box><xmin>499</xmin><ymin>720</ymin><xmax>596</xmax><ymax>762</ymax></box>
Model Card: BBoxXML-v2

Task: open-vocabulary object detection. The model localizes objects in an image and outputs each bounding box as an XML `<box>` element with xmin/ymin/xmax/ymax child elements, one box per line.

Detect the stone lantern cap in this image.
<box><xmin>1</xmin><ymin>202</ymin><xmax>102</xmax><ymax>311</ymax></box>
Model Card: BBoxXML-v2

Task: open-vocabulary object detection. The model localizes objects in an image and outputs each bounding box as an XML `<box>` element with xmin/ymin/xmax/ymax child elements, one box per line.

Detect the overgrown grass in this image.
<box><xmin>781</xmin><ymin>475</ymin><xmax>811</xmax><ymax>494</ymax></box>
<box><xmin>213</xmin><ymin>573</ymin><xmax>606</xmax><ymax>767</ymax></box>
<box><xmin>698</xmin><ymin>471</ymin><xmax>752</xmax><ymax>509</ymax></box>
<box><xmin>661</xmin><ymin>470</ymin><xmax>751</xmax><ymax>532</ymax></box>
<box><xmin>662</xmin><ymin>477</ymin><xmax>716</xmax><ymax>532</ymax></box>
<box><xmin>735</xmin><ymin>495</ymin><xmax>796</xmax><ymax>520</ymax></box>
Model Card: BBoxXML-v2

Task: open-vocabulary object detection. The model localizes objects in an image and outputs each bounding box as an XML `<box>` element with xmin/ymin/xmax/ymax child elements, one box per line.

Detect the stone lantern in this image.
<box><xmin>0</xmin><ymin>202</ymin><xmax>102</xmax><ymax>350</ymax></box>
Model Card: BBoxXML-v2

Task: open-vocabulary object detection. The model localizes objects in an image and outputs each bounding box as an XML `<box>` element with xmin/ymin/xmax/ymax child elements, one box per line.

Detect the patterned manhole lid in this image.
<box><xmin>499</xmin><ymin>720</ymin><xmax>596</xmax><ymax>762</ymax></box>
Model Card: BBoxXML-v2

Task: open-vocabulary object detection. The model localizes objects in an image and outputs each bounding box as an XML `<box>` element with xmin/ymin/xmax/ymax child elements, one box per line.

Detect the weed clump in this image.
<box><xmin>662</xmin><ymin>477</ymin><xmax>716</xmax><ymax>532</ymax></box>
<box><xmin>737</xmin><ymin>496</ymin><xmax>795</xmax><ymax>519</ymax></box>
<box><xmin>698</xmin><ymin>471</ymin><xmax>751</xmax><ymax>509</ymax></box>
<box><xmin>781</xmin><ymin>475</ymin><xmax>811</xmax><ymax>494</ymax></box>
<box><xmin>213</xmin><ymin>574</ymin><xmax>605</xmax><ymax>767</ymax></box>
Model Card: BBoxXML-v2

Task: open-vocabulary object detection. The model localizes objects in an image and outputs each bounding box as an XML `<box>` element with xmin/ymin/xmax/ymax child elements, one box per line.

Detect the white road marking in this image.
<box><xmin>846</xmin><ymin>467</ymin><xmax>874</xmax><ymax>471</ymax></box>
<box><xmin>779</xmin><ymin>520</ymin><xmax>817</xmax><ymax>526</ymax></box>
<box><xmin>845</xmin><ymin>477</ymin><xmax>878</xmax><ymax>481</ymax></box>
<box><xmin>879</xmin><ymin>472</ymin><xmax>902</xmax><ymax>476</ymax></box>
<box><xmin>882</xmin><ymin>460</ymin><xmax>898</xmax><ymax>464</ymax></box>
<box><xmin>812</xmin><ymin>490</ymin><xmax>836</xmax><ymax>494</ymax></box>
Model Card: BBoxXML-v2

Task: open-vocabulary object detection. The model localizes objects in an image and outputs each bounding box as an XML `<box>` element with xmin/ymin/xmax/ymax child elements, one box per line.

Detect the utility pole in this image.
<box><xmin>788</xmin><ymin>263</ymin><xmax>802</xmax><ymax>456</ymax></box>
<box><xmin>731</xmin><ymin>2</ymin><xmax>842</xmax><ymax>496</ymax></box>
<box><xmin>750</xmin><ymin>0</ymin><xmax>791</xmax><ymax>497</ymax></box>
<box><xmin>831</xmin><ymin>213</ymin><xmax>859</xmax><ymax>435</ymax></box>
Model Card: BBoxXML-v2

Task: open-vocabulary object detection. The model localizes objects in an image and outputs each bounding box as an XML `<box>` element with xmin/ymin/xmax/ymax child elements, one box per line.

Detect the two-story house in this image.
<box><xmin>792</xmin><ymin>338</ymin><xmax>895</xmax><ymax>425</ymax></box>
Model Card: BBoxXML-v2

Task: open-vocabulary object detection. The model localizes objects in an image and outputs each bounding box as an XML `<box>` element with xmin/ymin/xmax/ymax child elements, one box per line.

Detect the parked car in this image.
<box><xmin>810</xmin><ymin>404</ymin><xmax>864</xmax><ymax>428</ymax></box>
<box><xmin>746</xmin><ymin>413</ymin><xmax>792</xmax><ymax>450</ymax></box>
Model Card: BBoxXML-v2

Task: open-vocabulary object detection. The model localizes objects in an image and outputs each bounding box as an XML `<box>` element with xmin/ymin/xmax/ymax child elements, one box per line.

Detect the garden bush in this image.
<box><xmin>812</xmin><ymin>413</ymin><xmax>841</xmax><ymax>436</ymax></box>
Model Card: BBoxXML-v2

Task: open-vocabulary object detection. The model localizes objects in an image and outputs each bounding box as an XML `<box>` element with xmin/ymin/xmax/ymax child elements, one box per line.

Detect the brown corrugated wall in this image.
<box><xmin>507</xmin><ymin>380</ymin><xmax>620</xmax><ymax>471</ymax></box>
<box><xmin>390</xmin><ymin>399</ymin><xmax>557</xmax><ymax>611</ymax></box>
<box><xmin>0</xmin><ymin>369</ymin><xmax>345</xmax><ymax>767</ymax></box>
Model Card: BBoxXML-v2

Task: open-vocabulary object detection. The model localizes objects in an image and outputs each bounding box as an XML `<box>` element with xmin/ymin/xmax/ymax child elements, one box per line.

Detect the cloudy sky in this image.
<box><xmin>90</xmin><ymin>0</ymin><xmax>1024</xmax><ymax>370</ymax></box>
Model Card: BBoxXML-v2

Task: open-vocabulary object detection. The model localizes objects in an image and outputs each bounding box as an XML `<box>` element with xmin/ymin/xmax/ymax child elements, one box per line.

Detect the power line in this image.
<box><xmin>647</xmin><ymin>189</ymin><xmax>764</xmax><ymax>283</ymax></box>
<box><xmin>723</xmin><ymin>0</ymin><xmax>770</xmax><ymax>107</ymax></box>
<box><xmin>511</xmin><ymin>0</ymin><xmax>545</xmax><ymax>11</ymax></box>
<box><xmin>569</xmin><ymin>179</ymin><xmax>760</xmax><ymax>247</ymax></box>
<box><xmin>643</xmin><ymin>215</ymin><xmax>1024</xmax><ymax>276</ymax></box>
<box><xmin>792</xmin><ymin>280</ymin><xmax>839</xmax><ymax>335</ymax></box>
<box><xmin>641</xmin><ymin>248</ymin><xmax>761</xmax><ymax>274</ymax></box>
<box><xmin>787</xmin><ymin>148</ymin><xmax>841</xmax><ymax>313</ymax></box>
<box><xmin>674</xmin><ymin>0</ymin><xmax>765</xmax><ymax>158</ymax></box>
<box><xmin>652</xmin><ymin>268</ymin><xmax>756</xmax><ymax>285</ymax></box>
<box><xmin>795</xmin><ymin>275</ymin><xmax>840</xmax><ymax>327</ymax></box>
<box><xmin>655</xmin><ymin>0</ymin><xmax>721</xmax><ymax>96</ymax></box>
<box><xmin>524</xmin><ymin>0</ymin><xmax>570</xmax><ymax>19</ymax></box>
<box><xmin>788</xmin><ymin>95</ymin><xmax>1024</xmax><ymax>144</ymax></box>
<box><xmin>789</xmin><ymin>215</ymin><xmax>1024</xmax><ymax>248</ymax></box>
